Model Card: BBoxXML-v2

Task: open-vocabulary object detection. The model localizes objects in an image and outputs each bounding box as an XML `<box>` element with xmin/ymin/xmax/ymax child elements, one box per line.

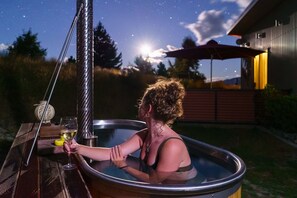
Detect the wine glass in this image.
<box><xmin>60</xmin><ymin>116</ymin><xmax>78</xmax><ymax>170</ymax></box>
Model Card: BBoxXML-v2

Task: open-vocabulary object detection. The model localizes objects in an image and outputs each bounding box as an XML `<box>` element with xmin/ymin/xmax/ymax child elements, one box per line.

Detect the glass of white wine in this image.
<box><xmin>60</xmin><ymin>116</ymin><xmax>78</xmax><ymax>170</ymax></box>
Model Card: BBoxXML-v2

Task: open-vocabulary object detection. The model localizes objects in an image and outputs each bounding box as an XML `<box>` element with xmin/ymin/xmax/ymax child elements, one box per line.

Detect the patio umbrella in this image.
<box><xmin>165</xmin><ymin>40</ymin><xmax>264</xmax><ymax>88</ymax></box>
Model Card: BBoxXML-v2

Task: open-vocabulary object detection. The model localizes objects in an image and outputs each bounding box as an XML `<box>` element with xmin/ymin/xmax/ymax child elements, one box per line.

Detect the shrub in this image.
<box><xmin>0</xmin><ymin>57</ymin><xmax>157</xmax><ymax>132</ymax></box>
<box><xmin>260</xmin><ymin>85</ymin><xmax>297</xmax><ymax>133</ymax></box>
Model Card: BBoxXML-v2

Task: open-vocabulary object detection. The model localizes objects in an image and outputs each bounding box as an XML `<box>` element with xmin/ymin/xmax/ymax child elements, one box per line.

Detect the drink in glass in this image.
<box><xmin>60</xmin><ymin>116</ymin><xmax>77</xmax><ymax>170</ymax></box>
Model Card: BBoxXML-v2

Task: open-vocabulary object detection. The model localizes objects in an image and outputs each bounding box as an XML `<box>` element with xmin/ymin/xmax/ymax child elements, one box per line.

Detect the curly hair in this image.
<box><xmin>140</xmin><ymin>78</ymin><xmax>185</xmax><ymax>125</ymax></box>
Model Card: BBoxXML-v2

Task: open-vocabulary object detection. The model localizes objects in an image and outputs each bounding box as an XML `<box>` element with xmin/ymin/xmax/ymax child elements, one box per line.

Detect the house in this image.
<box><xmin>228</xmin><ymin>0</ymin><xmax>297</xmax><ymax>94</ymax></box>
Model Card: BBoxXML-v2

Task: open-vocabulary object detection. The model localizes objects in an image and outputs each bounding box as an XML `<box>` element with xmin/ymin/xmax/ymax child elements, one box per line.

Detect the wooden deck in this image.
<box><xmin>0</xmin><ymin>123</ymin><xmax>92</xmax><ymax>198</ymax></box>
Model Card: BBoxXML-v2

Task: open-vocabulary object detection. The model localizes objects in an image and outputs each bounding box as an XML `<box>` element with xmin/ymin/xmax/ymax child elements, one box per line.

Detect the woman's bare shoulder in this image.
<box><xmin>161</xmin><ymin>136</ymin><xmax>185</xmax><ymax>153</ymax></box>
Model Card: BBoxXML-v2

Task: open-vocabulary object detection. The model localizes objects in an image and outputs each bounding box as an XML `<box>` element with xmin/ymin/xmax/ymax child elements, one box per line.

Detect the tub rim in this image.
<box><xmin>77</xmin><ymin>119</ymin><xmax>246</xmax><ymax>196</ymax></box>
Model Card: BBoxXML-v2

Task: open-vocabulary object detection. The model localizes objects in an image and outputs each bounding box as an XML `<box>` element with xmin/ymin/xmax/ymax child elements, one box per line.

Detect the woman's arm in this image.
<box><xmin>64</xmin><ymin>129</ymin><xmax>146</xmax><ymax>161</ymax></box>
<box><xmin>64</xmin><ymin>140</ymin><xmax>111</xmax><ymax>161</ymax></box>
<box><xmin>111</xmin><ymin>145</ymin><xmax>174</xmax><ymax>184</ymax></box>
<box><xmin>121</xmin><ymin>166</ymin><xmax>151</xmax><ymax>182</ymax></box>
<box><xmin>122</xmin><ymin>166</ymin><xmax>177</xmax><ymax>184</ymax></box>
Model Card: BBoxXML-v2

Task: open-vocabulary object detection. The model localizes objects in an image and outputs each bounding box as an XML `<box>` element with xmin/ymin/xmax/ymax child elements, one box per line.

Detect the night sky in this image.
<box><xmin>0</xmin><ymin>0</ymin><xmax>253</xmax><ymax>81</ymax></box>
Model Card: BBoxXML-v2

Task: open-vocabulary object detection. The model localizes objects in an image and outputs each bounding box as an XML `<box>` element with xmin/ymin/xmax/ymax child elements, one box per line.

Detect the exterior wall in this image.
<box><xmin>242</xmin><ymin>0</ymin><xmax>297</xmax><ymax>93</ymax></box>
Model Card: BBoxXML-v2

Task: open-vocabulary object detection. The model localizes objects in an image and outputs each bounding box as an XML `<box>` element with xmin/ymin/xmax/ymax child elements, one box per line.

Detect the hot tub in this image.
<box><xmin>77</xmin><ymin>119</ymin><xmax>245</xmax><ymax>197</ymax></box>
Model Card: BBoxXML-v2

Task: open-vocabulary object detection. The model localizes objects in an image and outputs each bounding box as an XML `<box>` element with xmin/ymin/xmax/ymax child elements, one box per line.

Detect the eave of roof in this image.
<box><xmin>227</xmin><ymin>0</ymin><xmax>282</xmax><ymax>36</ymax></box>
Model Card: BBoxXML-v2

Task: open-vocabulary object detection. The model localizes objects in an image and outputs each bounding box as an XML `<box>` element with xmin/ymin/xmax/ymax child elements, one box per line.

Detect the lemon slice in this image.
<box><xmin>60</xmin><ymin>135</ymin><xmax>65</xmax><ymax>141</ymax></box>
<box><xmin>54</xmin><ymin>138</ymin><xmax>64</xmax><ymax>146</ymax></box>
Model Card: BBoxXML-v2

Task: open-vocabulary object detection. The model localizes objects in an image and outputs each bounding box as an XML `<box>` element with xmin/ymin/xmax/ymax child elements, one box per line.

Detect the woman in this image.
<box><xmin>64</xmin><ymin>78</ymin><xmax>197</xmax><ymax>183</ymax></box>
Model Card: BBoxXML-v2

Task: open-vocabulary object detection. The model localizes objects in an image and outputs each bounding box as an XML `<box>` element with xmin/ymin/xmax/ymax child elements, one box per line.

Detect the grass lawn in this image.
<box><xmin>173</xmin><ymin>123</ymin><xmax>297</xmax><ymax>198</ymax></box>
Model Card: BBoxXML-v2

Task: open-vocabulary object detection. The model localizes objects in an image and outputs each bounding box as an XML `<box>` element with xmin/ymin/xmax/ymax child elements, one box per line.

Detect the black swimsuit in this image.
<box><xmin>144</xmin><ymin>137</ymin><xmax>193</xmax><ymax>172</ymax></box>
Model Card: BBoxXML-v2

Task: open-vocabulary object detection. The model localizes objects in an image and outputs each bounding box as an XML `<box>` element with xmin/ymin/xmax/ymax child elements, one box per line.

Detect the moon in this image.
<box><xmin>139</xmin><ymin>44</ymin><xmax>152</xmax><ymax>57</ymax></box>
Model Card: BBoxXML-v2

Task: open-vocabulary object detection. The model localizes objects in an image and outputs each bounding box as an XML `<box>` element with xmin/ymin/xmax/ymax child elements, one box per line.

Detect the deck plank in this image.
<box><xmin>39</xmin><ymin>154</ymin><xmax>67</xmax><ymax>198</ymax></box>
<box><xmin>0</xmin><ymin>123</ymin><xmax>93</xmax><ymax>198</ymax></box>
<box><xmin>14</xmin><ymin>141</ymin><xmax>39</xmax><ymax>198</ymax></box>
<box><xmin>0</xmin><ymin>123</ymin><xmax>35</xmax><ymax>197</ymax></box>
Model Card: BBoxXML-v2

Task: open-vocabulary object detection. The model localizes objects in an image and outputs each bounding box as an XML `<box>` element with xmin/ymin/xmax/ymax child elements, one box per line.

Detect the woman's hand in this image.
<box><xmin>110</xmin><ymin>145</ymin><xmax>127</xmax><ymax>168</ymax></box>
<box><xmin>63</xmin><ymin>139</ymin><xmax>79</xmax><ymax>154</ymax></box>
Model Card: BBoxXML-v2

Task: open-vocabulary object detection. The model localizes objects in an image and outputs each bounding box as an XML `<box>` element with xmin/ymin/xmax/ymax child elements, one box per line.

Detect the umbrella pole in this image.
<box><xmin>210</xmin><ymin>54</ymin><xmax>213</xmax><ymax>89</ymax></box>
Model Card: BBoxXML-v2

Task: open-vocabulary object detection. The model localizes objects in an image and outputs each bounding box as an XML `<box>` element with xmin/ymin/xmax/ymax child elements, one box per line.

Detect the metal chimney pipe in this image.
<box><xmin>76</xmin><ymin>0</ymin><xmax>94</xmax><ymax>143</ymax></box>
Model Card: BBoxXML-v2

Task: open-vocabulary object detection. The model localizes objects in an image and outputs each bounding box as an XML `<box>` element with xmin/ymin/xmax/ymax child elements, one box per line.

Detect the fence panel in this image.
<box><xmin>182</xmin><ymin>90</ymin><xmax>255</xmax><ymax>123</ymax></box>
<box><xmin>182</xmin><ymin>91</ymin><xmax>216</xmax><ymax>122</ymax></box>
<box><xmin>217</xmin><ymin>91</ymin><xmax>255</xmax><ymax>123</ymax></box>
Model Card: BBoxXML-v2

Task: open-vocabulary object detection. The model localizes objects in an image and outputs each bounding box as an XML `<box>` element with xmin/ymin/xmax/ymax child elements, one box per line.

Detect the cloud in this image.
<box><xmin>0</xmin><ymin>43</ymin><xmax>9</xmax><ymax>51</ymax></box>
<box><xmin>0</xmin><ymin>43</ymin><xmax>9</xmax><ymax>56</ymax></box>
<box><xmin>146</xmin><ymin>45</ymin><xmax>182</xmax><ymax>64</ymax></box>
<box><xmin>221</xmin><ymin>0</ymin><xmax>253</xmax><ymax>12</ymax></box>
<box><xmin>166</xmin><ymin>45</ymin><xmax>180</xmax><ymax>51</ymax></box>
<box><xmin>147</xmin><ymin>48</ymin><xmax>167</xmax><ymax>64</ymax></box>
<box><xmin>180</xmin><ymin>0</ymin><xmax>253</xmax><ymax>45</ymax></box>
<box><xmin>184</xmin><ymin>9</ymin><xmax>234</xmax><ymax>45</ymax></box>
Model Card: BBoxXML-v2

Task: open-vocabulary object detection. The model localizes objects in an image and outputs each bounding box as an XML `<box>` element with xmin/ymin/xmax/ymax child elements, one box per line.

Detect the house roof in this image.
<box><xmin>227</xmin><ymin>0</ymin><xmax>282</xmax><ymax>36</ymax></box>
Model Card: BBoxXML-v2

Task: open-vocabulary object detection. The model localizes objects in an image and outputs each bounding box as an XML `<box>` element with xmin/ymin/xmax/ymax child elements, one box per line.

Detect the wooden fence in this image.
<box><xmin>182</xmin><ymin>90</ymin><xmax>257</xmax><ymax>123</ymax></box>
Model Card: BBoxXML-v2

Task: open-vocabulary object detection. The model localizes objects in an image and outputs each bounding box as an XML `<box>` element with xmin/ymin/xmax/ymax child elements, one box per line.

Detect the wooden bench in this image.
<box><xmin>0</xmin><ymin>123</ymin><xmax>92</xmax><ymax>198</ymax></box>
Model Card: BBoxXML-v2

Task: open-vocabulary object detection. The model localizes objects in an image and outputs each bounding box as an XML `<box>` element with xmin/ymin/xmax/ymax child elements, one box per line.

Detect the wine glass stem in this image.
<box><xmin>67</xmin><ymin>140</ymin><xmax>73</xmax><ymax>165</ymax></box>
<box><xmin>68</xmin><ymin>152</ymin><xmax>72</xmax><ymax>165</ymax></box>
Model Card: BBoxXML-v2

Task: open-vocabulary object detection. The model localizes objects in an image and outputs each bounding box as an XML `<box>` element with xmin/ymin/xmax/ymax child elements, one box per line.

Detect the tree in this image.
<box><xmin>168</xmin><ymin>37</ymin><xmax>205</xmax><ymax>80</ymax></box>
<box><xmin>94</xmin><ymin>22</ymin><xmax>122</xmax><ymax>69</ymax></box>
<box><xmin>8</xmin><ymin>29</ymin><xmax>46</xmax><ymax>59</ymax></box>
<box><xmin>156</xmin><ymin>62</ymin><xmax>168</xmax><ymax>77</ymax></box>
<box><xmin>134</xmin><ymin>55</ymin><xmax>155</xmax><ymax>74</ymax></box>
<box><xmin>67</xmin><ymin>56</ymin><xmax>76</xmax><ymax>63</ymax></box>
